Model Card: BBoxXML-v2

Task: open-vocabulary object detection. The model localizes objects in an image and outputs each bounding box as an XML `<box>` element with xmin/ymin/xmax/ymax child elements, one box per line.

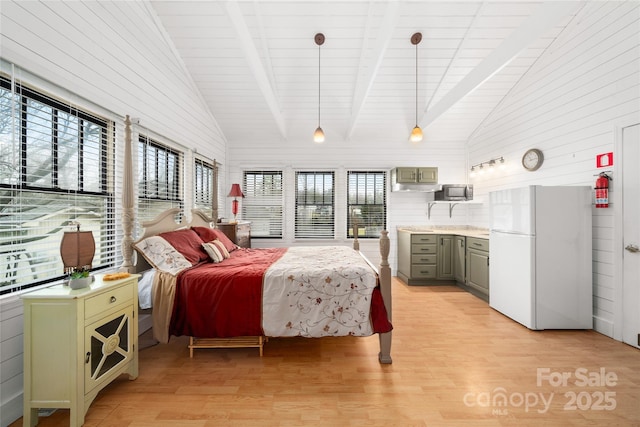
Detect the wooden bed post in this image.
<box><xmin>378</xmin><ymin>230</ymin><xmax>392</xmax><ymax>364</ymax></box>
<box><xmin>120</xmin><ymin>115</ymin><xmax>135</xmax><ymax>272</ymax></box>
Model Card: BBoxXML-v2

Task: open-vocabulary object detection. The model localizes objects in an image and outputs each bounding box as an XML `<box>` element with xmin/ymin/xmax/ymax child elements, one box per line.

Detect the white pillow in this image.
<box><xmin>133</xmin><ymin>236</ymin><xmax>192</xmax><ymax>275</ymax></box>
<box><xmin>202</xmin><ymin>242</ymin><xmax>224</xmax><ymax>263</ymax></box>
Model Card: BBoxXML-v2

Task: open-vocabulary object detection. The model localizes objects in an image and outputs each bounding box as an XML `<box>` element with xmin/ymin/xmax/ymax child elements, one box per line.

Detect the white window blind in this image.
<box><xmin>0</xmin><ymin>75</ymin><xmax>115</xmax><ymax>295</ymax></box>
<box><xmin>194</xmin><ymin>158</ymin><xmax>215</xmax><ymax>217</ymax></box>
<box><xmin>137</xmin><ymin>135</ymin><xmax>183</xmax><ymax>232</ymax></box>
<box><xmin>295</xmin><ymin>171</ymin><xmax>334</xmax><ymax>239</ymax></box>
<box><xmin>243</xmin><ymin>171</ymin><xmax>283</xmax><ymax>238</ymax></box>
<box><xmin>347</xmin><ymin>171</ymin><xmax>387</xmax><ymax>238</ymax></box>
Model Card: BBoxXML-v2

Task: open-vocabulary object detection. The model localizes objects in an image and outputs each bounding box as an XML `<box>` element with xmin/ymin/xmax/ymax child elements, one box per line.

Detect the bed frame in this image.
<box><xmin>118</xmin><ymin>117</ymin><xmax>392</xmax><ymax>363</ymax></box>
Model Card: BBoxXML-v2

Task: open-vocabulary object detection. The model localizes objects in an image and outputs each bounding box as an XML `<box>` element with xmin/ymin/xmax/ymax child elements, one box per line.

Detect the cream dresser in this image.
<box><xmin>21</xmin><ymin>274</ymin><xmax>139</xmax><ymax>426</ymax></box>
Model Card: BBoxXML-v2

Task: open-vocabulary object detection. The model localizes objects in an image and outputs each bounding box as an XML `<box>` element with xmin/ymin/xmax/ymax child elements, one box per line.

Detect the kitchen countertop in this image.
<box><xmin>396</xmin><ymin>226</ymin><xmax>490</xmax><ymax>239</ymax></box>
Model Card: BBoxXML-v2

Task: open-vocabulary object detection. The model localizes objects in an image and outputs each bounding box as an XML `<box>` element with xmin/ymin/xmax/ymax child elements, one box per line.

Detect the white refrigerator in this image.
<box><xmin>489</xmin><ymin>185</ymin><xmax>592</xmax><ymax>330</ymax></box>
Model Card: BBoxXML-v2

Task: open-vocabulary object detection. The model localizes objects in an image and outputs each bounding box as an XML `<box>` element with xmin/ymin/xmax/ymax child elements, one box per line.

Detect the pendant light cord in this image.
<box><xmin>318</xmin><ymin>42</ymin><xmax>321</xmax><ymax>127</ymax></box>
<box><xmin>415</xmin><ymin>42</ymin><xmax>418</xmax><ymax>126</ymax></box>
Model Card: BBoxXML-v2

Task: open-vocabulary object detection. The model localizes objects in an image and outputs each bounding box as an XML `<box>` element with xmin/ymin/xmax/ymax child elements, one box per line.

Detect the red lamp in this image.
<box><xmin>227</xmin><ymin>183</ymin><xmax>244</xmax><ymax>223</ymax></box>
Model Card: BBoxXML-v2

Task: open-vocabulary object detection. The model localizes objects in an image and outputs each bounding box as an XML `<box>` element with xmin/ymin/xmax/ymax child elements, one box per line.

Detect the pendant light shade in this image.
<box><xmin>314</xmin><ymin>33</ymin><xmax>325</xmax><ymax>143</ymax></box>
<box><xmin>410</xmin><ymin>32</ymin><xmax>423</xmax><ymax>143</ymax></box>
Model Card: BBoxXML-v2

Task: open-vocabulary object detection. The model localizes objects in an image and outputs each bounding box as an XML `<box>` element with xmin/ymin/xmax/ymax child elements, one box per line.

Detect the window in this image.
<box><xmin>137</xmin><ymin>135</ymin><xmax>182</xmax><ymax>227</ymax></box>
<box><xmin>347</xmin><ymin>171</ymin><xmax>387</xmax><ymax>238</ymax></box>
<box><xmin>194</xmin><ymin>158</ymin><xmax>215</xmax><ymax>217</ymax></box>
<box><xmin>243</xmin><ymin>171</ymin><xmax>283</xmax><ymax>238</ymax></box>
<box><xmin>295</xmin><ymin>171</ymin><xmax>334</xmax><ymax>239</ymax></box>
<box><xmin>0</xmin><ymin>76</ymin><xmax>114</xmax><ymax>295</ymax></box>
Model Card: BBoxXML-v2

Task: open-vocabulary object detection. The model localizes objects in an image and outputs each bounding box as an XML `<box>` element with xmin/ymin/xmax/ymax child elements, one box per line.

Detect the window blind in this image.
<box><xmin>136</xmin><ymin>134</ymin><xmax>183</xmax><ymax>233</ymax></box>
<box><xmin>194</xmin><ymin>158</ymin><xmax>215</xmax><ymax>218</ymax></box>
<box><xmin>347</xmin><ymin>171</ymin><xmax>387</xmax><ymax>238</ymax></box>
<box><xmin>243</xmin><ymin>171</ymin><xmax>283</xmax><ymax>238</ymax></box>
<box><xmin>295</xmin><ymin>171</ymin><xmax>334</xmax><ymax>239</ymax></box>
<box><xmin>0</xmin><ymin>75</ymin><xmax>115</xmax><ymax>295</ymax></box>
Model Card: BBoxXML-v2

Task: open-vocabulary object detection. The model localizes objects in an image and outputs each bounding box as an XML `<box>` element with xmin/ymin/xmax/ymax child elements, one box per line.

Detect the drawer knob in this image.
<box><xmin>110</xmin><ymin>296</ymin><xmax>117</xmax><ymax>303</ymax></box>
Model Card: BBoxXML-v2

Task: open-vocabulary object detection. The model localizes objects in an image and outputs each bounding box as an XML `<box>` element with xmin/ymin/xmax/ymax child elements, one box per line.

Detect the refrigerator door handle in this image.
<box><xmin>625</xmin><ymin>244</ymin><xmax>639</xmax><ymax>253</ymax></box>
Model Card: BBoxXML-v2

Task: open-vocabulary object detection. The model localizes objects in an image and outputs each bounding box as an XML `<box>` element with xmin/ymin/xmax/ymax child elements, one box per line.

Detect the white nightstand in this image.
<box><xmin>21</xmin><ymin>274</ymin><xmax>139</xmax><ymax>426</ymax></box>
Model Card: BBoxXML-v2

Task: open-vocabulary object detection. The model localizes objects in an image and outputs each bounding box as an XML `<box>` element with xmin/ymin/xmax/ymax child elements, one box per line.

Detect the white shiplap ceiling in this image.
<box><xmin>148</xmin><ymin>1</ymin><xmax>583</xmax><ymax>145</ymax></box>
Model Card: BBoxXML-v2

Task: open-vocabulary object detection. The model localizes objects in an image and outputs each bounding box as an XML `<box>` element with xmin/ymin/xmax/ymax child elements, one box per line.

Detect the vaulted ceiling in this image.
<box><xmin>148</xmin><ymin>1</ymin><xmax>582</xmax><ymax>145</ymax></box>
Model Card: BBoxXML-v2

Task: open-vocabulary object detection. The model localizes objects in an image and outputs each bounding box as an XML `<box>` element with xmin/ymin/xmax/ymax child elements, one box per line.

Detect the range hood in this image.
<box><xmin>391</xmin><ymin>182</ymin><xmax>441</xmax><ymax>192</ymax></box>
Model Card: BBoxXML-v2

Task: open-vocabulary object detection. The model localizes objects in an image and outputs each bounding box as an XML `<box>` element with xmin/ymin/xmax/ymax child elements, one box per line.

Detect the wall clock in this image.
<box><xmin>522</xmin><ymin>148</ymin><xmax>544</xmax><ymax>171</ymax></box>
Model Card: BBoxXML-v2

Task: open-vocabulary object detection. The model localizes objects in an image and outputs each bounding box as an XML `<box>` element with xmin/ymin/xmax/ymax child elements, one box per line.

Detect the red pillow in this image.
<box><xmin>191</xmin><ymin>226</ymin><xmax>237</xmax><ymax>252</ymax></box>
<box><xmin>158</xmin><ymin>228</ymin><xmax>208</xmax><ymax>265</ymax></box>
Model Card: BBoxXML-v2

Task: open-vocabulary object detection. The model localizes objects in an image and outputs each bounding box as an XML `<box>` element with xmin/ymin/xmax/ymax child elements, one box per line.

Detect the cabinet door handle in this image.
<box><xmin>85</xmin><ymin>352</ymin><xmax>91</xmax><ymax>364</ymax></box>
<box><xmin>110</xmin><ymin>296</ymin><xmax>117</xmax><ymax>303</ymax></box>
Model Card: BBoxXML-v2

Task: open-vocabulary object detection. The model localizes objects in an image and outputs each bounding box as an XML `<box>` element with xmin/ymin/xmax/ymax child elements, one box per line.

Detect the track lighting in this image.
<box><xmin>470</xmin><ymin>157</ymin><xmax>505</xmax><ymax>178</ymax></box>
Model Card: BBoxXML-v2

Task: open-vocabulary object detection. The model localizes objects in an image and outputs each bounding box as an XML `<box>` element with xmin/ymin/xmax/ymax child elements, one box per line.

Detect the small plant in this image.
<box><xmin>69</xmin><ymin>267</ymin><xmax>90</xmax><ymax>280</ymax></box>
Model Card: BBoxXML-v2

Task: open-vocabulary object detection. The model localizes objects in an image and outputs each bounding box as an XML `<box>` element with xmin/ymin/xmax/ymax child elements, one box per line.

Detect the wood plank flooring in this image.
<box><xmin>11</xmin><ymin>278</ymin><xmax>640</xmax><ymax>426</ymax></box>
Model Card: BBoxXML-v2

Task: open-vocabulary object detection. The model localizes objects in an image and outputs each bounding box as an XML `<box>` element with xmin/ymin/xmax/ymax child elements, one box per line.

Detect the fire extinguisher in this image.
<box><xmin>595</xmin><ymin>172</ymin><xmax>611</xmax><ymax>208</ymax></box>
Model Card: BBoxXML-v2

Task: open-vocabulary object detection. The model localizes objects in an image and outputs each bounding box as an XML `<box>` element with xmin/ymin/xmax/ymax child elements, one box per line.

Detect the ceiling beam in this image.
<box><xmin>345</xmin><ymin>1</ymin><xmax>399</xmax><ymax>139</ymax></box>
<box><xmin>225</xmin><ymin>1</ymin><xmax>287</xmax><ymax>139</ymax></box>
<box><xmin>420</xmin><ymin>1</ymin><xmax>581</xmax><ymax>129</ymax></box>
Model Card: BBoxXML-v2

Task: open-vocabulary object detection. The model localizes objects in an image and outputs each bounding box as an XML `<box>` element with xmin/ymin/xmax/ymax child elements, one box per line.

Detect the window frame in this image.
<box><xmin>346</xmin><ymin>170</ymin><xmax>387</xmax><ymax>239</ymax></box>
<box><xmin>294</xmin><ymin>170</ymin><xmax>335</xmax><ymax>239</ymax></box>
<box><xmin>242</xmin><ymin>170</ymin><xmax>283</xmax><ymax>239</ymax></box>
<box><xmin>0</xmin><ymin>76</ymin><xmax>114</xmax><ymax>295</ymax></box>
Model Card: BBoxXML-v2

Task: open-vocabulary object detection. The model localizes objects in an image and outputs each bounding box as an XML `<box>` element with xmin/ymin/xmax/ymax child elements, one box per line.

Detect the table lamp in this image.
<box><xmin>227</xmin><ymin>183</ymin><xmax>244</xmax><ymax>223</ymax></box>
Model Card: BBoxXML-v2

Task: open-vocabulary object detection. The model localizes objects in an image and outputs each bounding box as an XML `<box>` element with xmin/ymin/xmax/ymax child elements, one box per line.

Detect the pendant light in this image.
<box><xmin>410</xmin><ymin>32</ymin><xmax>423</xmax><ymax>143</ymax></box>
<box><xmin>313</xmin><ymin>33</ymin><xmax>325</xmax><ymax>143</ymax></box>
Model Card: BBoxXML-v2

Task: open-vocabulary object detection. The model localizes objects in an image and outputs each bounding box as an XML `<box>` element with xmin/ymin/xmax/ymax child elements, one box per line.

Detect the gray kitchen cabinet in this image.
<box><xmin>453</xmin><ymin>235</ymin><xmax>466</xmax><ymax>283</ymax></box>
<box><xmin>397</xmin><ymin>231</ymin><xmax>438</xmax><ymax>285</ymax></box>
<box><xmin>466</xmin><ymin>237</ymin><xmax>490</xmax><ymax>297</ymax></box>
<box><xmin>437</xmin><ymin>235</ymin><xmax>455</xmax><ymax>280</ymax></box>
<box><xmin>395</xmin><ymin>167</ymin><xmax>438</xmax><ymax>184</ymax></box>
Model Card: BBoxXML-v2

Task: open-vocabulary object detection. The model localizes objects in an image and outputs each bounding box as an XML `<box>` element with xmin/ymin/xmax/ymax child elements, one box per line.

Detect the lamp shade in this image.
<box><xmin>60</xmin><ymin>230</ymin><xmax>95</xmax><ymax>273</ymax></box>
<box><xmin>410</xmin><ymin>125</ymin><xmax>423</xmax><ymax>143</ymax></box>
<box><xmin>227</xmin><ymin>183</ymin><xmax>244</xmax><ymax>198</ymax></box>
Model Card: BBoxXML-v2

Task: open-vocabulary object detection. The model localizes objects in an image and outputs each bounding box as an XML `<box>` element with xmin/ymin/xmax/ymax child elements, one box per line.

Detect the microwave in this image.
<box><xmin>434</xmin><ymin>184</ymin><xmax>473</xmax><ymax>201</ymax></box>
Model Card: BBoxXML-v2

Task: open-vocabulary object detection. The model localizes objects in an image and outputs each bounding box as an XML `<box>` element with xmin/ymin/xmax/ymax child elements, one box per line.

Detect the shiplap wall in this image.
<box><xmin>227</xmin><ymin>140</ymin><xmax>469</xmax><ymax>268</ymax></box>
<box><xmin>0</xmin><ymin>2</ymin><xmax>225</xmax><ymax>425</ymax></box>
<box><xmin>466</xmin><ymin>2</ymin><xmax>640</xmax><ymax>337</ymax></box>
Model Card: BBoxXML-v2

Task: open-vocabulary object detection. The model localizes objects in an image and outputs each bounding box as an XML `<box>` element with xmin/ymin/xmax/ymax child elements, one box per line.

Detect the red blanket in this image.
<box><xmin>169</xmin><ymin>247</ymin><xmax>392</xmax><ymax>338</ymax></box>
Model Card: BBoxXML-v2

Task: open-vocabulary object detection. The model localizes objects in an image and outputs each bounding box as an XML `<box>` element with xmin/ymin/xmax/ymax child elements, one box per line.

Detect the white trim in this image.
<box><xmin>612</xmin><ymin>115</ymin><xmax>640</xmax><ymax>341</ymax></box>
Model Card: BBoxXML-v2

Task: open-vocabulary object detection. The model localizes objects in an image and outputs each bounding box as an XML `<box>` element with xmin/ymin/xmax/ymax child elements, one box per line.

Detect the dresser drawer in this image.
<box><xmin>411</xmin><ymin>265</ymin><xmax>437</xmax><ymax>278</ymax></box>
<box><xmin>85</xmin><ymin>284</ymin><xmax>133</xmax><ymax>319</ymax></box>
<box><xmin>467</xmin><ymin>237</ymin><xmax>489</xmax><ymax>252</ymax></box>
<box><xmin>411</xmin><ymin>234</ymin><xmax>437</xmax><ymax>244</ymax></box>
<box><xmin>412</xmin><ymin>254</ymin><xmax>437</xmax><ymax>264</ymax></box>
<box><xmin>411</xmin><ymin>244</ymin><xmax>437</xmax><ymax>254</ymax></box>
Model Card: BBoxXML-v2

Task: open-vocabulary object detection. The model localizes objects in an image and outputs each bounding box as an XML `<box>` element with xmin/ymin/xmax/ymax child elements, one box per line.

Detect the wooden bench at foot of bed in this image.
<box><xmin>189</xmin><ymin>336</ymin><xmax>266</xmax><ymax>357</ymax></box>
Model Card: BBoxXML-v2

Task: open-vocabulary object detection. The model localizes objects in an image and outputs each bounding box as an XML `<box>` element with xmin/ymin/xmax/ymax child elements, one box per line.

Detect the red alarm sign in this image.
<box><xmin>596</xmin><ymin>152</ymin><xmax>613</xmax><ymax>168</ymax></box>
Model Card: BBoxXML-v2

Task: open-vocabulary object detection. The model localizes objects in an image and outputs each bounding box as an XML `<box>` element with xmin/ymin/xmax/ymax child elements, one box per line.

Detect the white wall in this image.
<box><xmin>0</xmin><ymin>2</ymin><xmax>225</xmax><ymax>425</ymax></box>
<box><xmin>227</xmin><ymin>139</ymin><xmax>469</xmax><ymax>268</ymax></box>
<box><xmin>466</xmin><ymin>2</ymin><xmax>640</xmax><ymax>337</ymax></box>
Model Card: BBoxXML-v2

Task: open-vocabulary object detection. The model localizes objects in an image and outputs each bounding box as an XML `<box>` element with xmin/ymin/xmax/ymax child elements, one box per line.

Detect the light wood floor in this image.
<box><xmin>12</xmin><ymin>278</ymin><xmax>640</xmax><ymax>427</ymax></box>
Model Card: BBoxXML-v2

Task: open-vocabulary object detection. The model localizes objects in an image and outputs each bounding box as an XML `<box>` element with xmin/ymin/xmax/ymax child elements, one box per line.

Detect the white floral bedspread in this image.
<box><xmin>262</xmin><ymin>246</ymin><xmax>378</xmax><ymax>337</ymax></box>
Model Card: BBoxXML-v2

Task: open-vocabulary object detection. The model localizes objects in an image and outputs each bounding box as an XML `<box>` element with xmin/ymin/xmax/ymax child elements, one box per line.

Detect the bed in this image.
<box><xmin>128</xmin><ymin>208</ymin><xmax>392</xmax><ymax>363</ymax></box>
<box><xmin>117</xmin><ymin>116</ymin><xmax>392</xmax><ymax>363</ymax></box>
